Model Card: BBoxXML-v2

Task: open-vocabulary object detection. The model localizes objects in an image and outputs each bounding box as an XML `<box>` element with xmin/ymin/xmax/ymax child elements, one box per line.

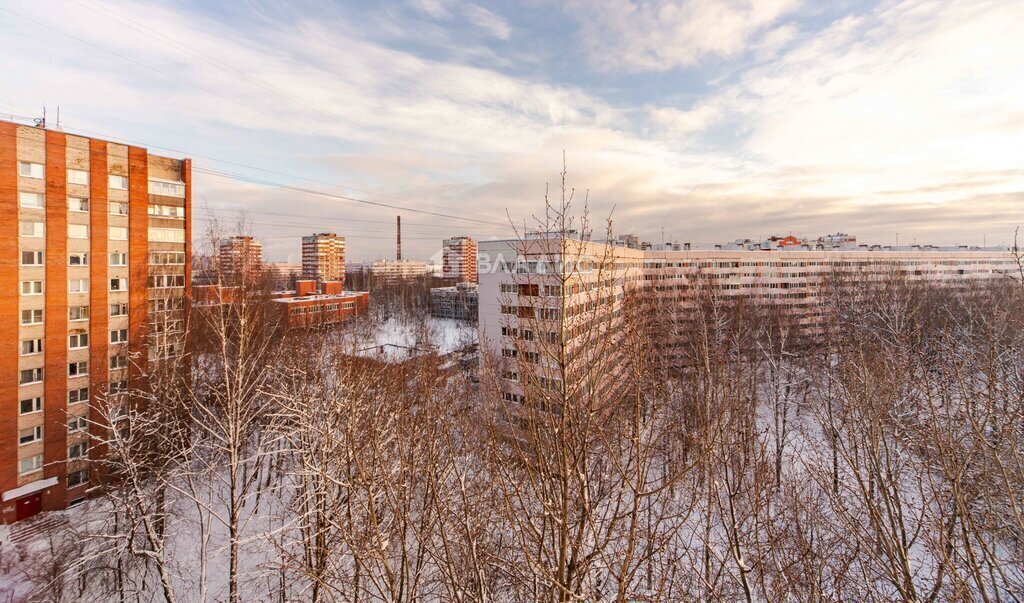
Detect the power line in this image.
<box><xmin>193</xmin><ymin>219</ymin><xmax>453</xmax><ymax>241</ymax></box>
<box><xmin>193</xmin><ymin>210</ymin><xmax>504</xmax><ymax>237</ymax></box>
<box><xmin>195</xmin><ymin>166</ymin><xmax>509</xmax><ymax>227</ymax></box>
<box><xmin>1</xmin><ymin>3</ymin><xmax>462</xmax><ymax>186</ymax></box>
<box><xmin>0</xmin><ymin>126</ymin><xmax>514</xmax><ymax>231</ymax></box>
<box><xmin>0</xmin><ymin>122</ymin><xmax>497</xmax><ymax>222</ymax></box>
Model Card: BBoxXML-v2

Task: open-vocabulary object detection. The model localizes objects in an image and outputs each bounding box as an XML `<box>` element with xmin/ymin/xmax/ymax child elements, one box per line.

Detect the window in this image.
<box><xmin>149</xmin><ymin>274</ymin><xmax>185</xmax><ymax>288</ymax></box>
<box><xmin>110</xmin><ymin>302</ymin><xmax>128</xmax><ymax>317</ymax></box>
<box><xmin>20</xmin><ymin>368</ymin><xmax>43</xmax><ymax>385</ymax></box>
<box><xmin>69</xmin><ymin>332</ymin><xmax>89</xmax><ymax>349</ymax></box>
<box><xmin>69</xmin><ymin>361</ymin><xmax>89</xmax><ymax>377</ymax></box>
<box><xmin>68</xmin><ymin>252</ymin><xmax>89</xmax><ymax>266</ymax></box>
<box><xmin>21</xmin><ymin>250</ymin><xmax>44</xmax><ymax>266</ymax></box>
<box><xmin>150</xmin><ymin>251</ymin><xmax>185</xmax><ymax>265</ymax></box>
<box><xmin>19</xmin><ymin>426</ymin><xmax>43</xmax><ymax>446</ymax></box>
<box><xmin>68</xmin><ymin>278</ymin><xmax>89</xmax><ymax>293</ymax></box>
<box><xmin>110</xmin><ymin>277</ymin><xmax>128</xmax><ymax>291</ymax></box>
<box><xmin>110</xmin><ymin>354</ymin><xmax>128</xmax><ymax>369</ymax></box>
<box><xmin>20</xmin><ymin>281</ymin><xmax>43</xmax><ymax>296</ymax></box>
<box><xmin>109</xmin><ymin>174</ymin><xmax>129</xmax><ymax>190</ymax></box>
<box><xmin>148</xmin><ymin>228</ymin><xmax>185</xmax><ymax>243</ymax></box>
<box><xmin>68</xmin><ymin>415</ymin><xmax>88</xmax><ymax>432</ymax></box>
<box><xmin>69</xmin><ymin>305</ymin><xmax>90</xmax><ymax>321</ymax></box>
<box><xmin>19</xmin><ymin>192</ymin><xmax>44</xmax><ymax>208</ymax></box>
<box><xmin>67</xmin><ymin>169</ymin><xmax>89</xmax><ymax>185</ymax></box>
<box><xmin>109</xmin><ymin>251</ymin><xmax>128</xmax><ymax>266</ymax></box>
<box><xmin>109</xmin><ymin>201</ymin><xmax>129</xmax><ymax>216</ymax></box>
<box><xmin>68</xmin><ymin>197</ymin><xmax>89</xmax><ymax>212</ymax></box>
<box><xmin>109</xmin><ymin>226</ymin><xmax>128</xmax><ymax>240</ymax></box>
<box><xmin>20</xmin><ymin>221</ymin><xmax>44</xmax><ymax>237</ymax></box>
<box><xmin>21</xmin><ymin>339</ymin><xmax>43</xmax><ymax>355</ymax></box>
<box><xmin>68</xmin><ymin>442</ymin><xmax>89</xmax><ymax>459</ymax></box>
<box><xmin>148</xmin><ymin>180</ymin><xmax>185</xmax><ymax>197</ymax></box>
<box><xmin>19</xmin><ymin>455</ymin><xmax>43</xmax><ymax>475</ymax></box>
<box><xmin>110</xmin><ymin>329</ymin><xmax>128</xmax><ymax>344</ymax></box>
<box><xmin>68</xmin><ymin>224</ymin><xmax>89</xmax><ymax>239</ymax></box>
<box><xmin>21</xmin><ymin>309</ymin><xmax>43</xmax><ymax>325</ymax></box>
<box><xmin>152</xmin><ymin>298</ymin><xmax>182</xmax><ymax>312</ymax></box>
<box><xmin>109</xmin><ymin>381</ymin><xmax>127</xmax><ymax>394</ymax></box>
<box><xmin>68</xmin><ymin>387</ymin><xmax>89</xmax><ymax>404</ymax></box>
<box><xmin>18</xmin><ymin>162</ymin><xmax>44</xmax><ymax>178</ymax></box>
<box><xmin>19</xmin><ymin>397</ymin><xmax>42</xmax><ymax>415</ymax></box>
<box><xmin>68</xmin><ymin>470</ymin><xmax>89</xmax><ymax>487</ymax></box>
<box><xmin>148</xmin><ymin>204</ymin><xmax>185</xmax><ymax>218</ymax></box>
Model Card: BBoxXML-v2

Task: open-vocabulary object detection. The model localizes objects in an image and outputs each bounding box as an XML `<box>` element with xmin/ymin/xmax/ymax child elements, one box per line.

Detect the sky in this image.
<box><xmin>1</xmin><ymin>0</ymin><xmax>1022</xmax><ymax>262</ymax></box>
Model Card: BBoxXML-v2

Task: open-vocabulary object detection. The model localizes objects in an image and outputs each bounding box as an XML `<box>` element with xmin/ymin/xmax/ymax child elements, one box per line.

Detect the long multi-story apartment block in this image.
<box><xmin>302</xmin><ymin>232</ymin><xmax>345</xmax><ymax>285</ymax></box>
<box><xmin>1</xmin><ymin>119</ymin><xmax>190</xmax><ymax>522</ymax></box>
<box><xmin>371</xmin><ymin>258</ymin><xmax>429</xmax><ymax>284</ymax></box>
<box><xmin>219</xmin><ymin>235</ymin><xmax>262</xmax><ymax>286</ymax></box>
<box><xmin>442</xmin><ymin>236</ymin><xmax>478</xmax><ymax>283</ymax></box>
<box><xmin>478</xmin><ymin>233</ymin><xmax>1018</xmax><ymax>406</ymax></box>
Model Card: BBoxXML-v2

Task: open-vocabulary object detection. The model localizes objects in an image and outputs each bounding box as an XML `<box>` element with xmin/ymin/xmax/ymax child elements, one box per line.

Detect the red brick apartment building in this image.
<box><xmin>0</xmin><ymin>119</ymin><xmax>190</xmax><ymax>522</ymax></box>
<box><xmin>219</xmin><ymin>235</ymin><xmax>263</xmax><ymax>286</ymax></box>
<box><xmin>443</xmin><ymin>236</ymin><xmax>478</xmax><ymax>283</ymax></box>
<box><xmin>302</xmin><ymin>232</ymin><xmax>346</xmax><ymax>285</ymax></box>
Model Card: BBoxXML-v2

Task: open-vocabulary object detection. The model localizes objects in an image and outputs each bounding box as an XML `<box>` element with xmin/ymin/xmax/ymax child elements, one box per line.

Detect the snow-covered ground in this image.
<box><xmin>337</xmin><ymin>316</ymin><xmax>477</xmax><ymax>362</ymax></box>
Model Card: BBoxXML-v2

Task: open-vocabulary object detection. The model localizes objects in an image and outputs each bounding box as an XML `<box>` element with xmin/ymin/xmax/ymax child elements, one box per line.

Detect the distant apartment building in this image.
<box><xmin>478</xmin><ymin>233</ymin><xmax>1017</xmax><ymax>407</ymax></box>
<box><xmin>266</xmin><ymin>262</ymin><xmax>302</xmax><ymax>289</ymax></box>
<box><xmin>442</xmin><ymin>236</ymin><xmax>478</xmax><ymax>283</ymax></box>
<box><xmin>1</xmin><ymin>118</ymin><xmax>190</xmax><ymax>522</ymax></box>
<box><xmin>430</xmin><ymin>282</ymin><xmax>478</xmax><ymax>321</ymax></box>
<box><xmin>302</xmin><ymin>232</ymin><xmax>345</xmax><ymax>285</ymax></box>
<box><xmin>219</xmin><ymin>236</ymin><xmax>262</xmax><ymax>285</ymax></box>
<box><xmin>371</xmin><ymin>258</ymin><xmax>429</xmax><ymax>284</ymax></box>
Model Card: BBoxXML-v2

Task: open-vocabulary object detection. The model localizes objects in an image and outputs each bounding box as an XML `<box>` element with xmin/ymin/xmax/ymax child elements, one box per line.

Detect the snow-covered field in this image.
<box><xmin>336</xmin><ymin>316</ymin><xmax>477</xmax><ymax>361</ymax></box>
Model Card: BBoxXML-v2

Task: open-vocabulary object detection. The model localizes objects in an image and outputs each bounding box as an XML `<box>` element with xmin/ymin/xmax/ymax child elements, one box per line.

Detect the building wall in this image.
<box><xmin>371</xmin><ymin>259</ymin><xmax>429</xmax><ymax>284</ymax></box>
<box><xmin>302</xmin><ymin>233</ymin><xmax>346</xmax><ymax>285</ymax></box>
<box><xmin>276</xmin><ymin>291</ymin><xmax>369</xmax><ymax>328</ymax></box>
<box><xmin>479</xmin><ymin>237</ymin><xmax>1019</xmax><ymax>405</ymax></box>
<box><xmin>0</xmin><ymin>120</ymin><xmax>190</xmax><ymax>522</ymax></box>
<box><xmin>443</xmin><ymin>237</ymin><xmax>478</xmax><ymax>283</ymax></box>
<box><xmin>430</xmin><ymin>285</ymin><xmax>479</xmax><ymax>321</ymax></box>
<box><xmin>0</xmin><ymin>122</ymin><xmax>20</xmax><ymax>510</ymax></box>
<box><xmin>219</xmin><ymin>236</ymin><xmax>262</xmax><ymax>286</ymax></box>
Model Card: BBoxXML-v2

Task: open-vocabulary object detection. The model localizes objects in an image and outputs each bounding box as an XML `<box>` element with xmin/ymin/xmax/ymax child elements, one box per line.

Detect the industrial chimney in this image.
<box><xmin>396</xmin><ymin>215</ymin><xmax>402</xmax><ymax>260</ymax></box>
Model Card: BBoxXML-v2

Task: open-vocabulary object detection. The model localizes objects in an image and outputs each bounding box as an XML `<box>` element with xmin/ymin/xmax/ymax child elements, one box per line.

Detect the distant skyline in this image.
<box><xmin>1</xmin><ymin>0</ymin><xmax>1022</xmax><ymax>261</ymax></box>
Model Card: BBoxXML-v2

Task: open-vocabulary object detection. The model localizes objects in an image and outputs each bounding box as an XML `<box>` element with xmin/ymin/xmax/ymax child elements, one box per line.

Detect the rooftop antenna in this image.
<box><xmin>396</xmin><ymin>215</ymin><xmax>402</xmax><ymax>261</ymax></box>
<box><xmin>55</xmin><ymin>106</ymin><xmax>60</xmax><ymax>129</ymax></box>
<box><xmin>35</xmin><ymin>106</ymin><xmax>46</xmax><ymax>128</ymax></box>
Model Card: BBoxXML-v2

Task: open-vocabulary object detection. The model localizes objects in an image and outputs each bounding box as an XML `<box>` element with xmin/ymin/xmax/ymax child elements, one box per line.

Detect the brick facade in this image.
<box><xmin>0</xmin><ymin>122</ymin><xmax>18</xmax><ymax>518</ymax></box>
<box><xmin>0</xmin><ymin>120</ymin><xmax>190</xmax><ymax>522</ymax></box>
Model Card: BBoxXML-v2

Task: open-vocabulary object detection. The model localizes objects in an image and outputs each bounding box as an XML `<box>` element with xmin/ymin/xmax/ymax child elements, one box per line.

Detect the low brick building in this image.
<box><xmin>271</xmin><ymin>280</ymin><xmax>369</xmax><ymax>329</ymax></box>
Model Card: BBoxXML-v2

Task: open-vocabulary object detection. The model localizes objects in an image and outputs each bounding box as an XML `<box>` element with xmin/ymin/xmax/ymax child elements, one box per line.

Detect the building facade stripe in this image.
<box><xmin>43</xmin><ymin>130</ymin><xmax>68</xmax><ymax>511</ymax></box>
<box><xmin>0</xmin><ymin>122</ymin><xmax>18</xmax><ymax>505</ymax></box>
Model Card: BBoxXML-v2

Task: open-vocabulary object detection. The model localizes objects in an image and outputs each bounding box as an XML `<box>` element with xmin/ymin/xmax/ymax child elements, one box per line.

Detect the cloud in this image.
<box><xmin>463</xmin><ymin>4</ymin><xmax>512</xmax><ymax>40</ymax></box>
<box><xmin>403</xmin><ymin>0</ymin><xmax>512</xmax><ymax>40</ymax></box>
<box><xmin>565</xmin><ymin>0</ymin><xmax>802</xmax><ymax>72</ymax></box>
<box><xmin>1</xmin><ymin>0</ymin><xmax>1021</xmax><ymax>261</ymax></box>
<box><xmin>408</xmin><ymin>0</ymin><xmax>454</xmax><ymax>19</ymax></box>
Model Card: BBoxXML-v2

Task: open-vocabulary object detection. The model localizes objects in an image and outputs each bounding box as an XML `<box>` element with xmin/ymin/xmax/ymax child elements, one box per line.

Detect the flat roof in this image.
<box><xmin>271</xmin><ymin>291</ymin><xmax>369</xmax><ymax>304</ymax></box>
